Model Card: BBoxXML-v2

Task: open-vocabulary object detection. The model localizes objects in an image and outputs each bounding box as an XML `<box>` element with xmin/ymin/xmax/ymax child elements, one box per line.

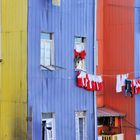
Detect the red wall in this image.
<box><xmin>97</xmin><ymin>0</ymin><xmax>136</xmax><ymax>139</ymax></box>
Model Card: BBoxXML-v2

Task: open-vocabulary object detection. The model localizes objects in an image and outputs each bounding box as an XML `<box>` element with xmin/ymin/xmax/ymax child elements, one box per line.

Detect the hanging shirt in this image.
<box><xmin>98</xmin><ymin>76</ymin><xmax>103</xmax><ymax>91</ymax></box>
<box><xmin>86</xmin><ymin>74</ymin><xmax>93</xmax><ymax>91</ymax></box>
<box><xmin>95</xmin><ymin>76</ymin><xmax>103</xmax><ymax>91</ymax></box>
<box><xmin>116</xmin><ymin>75</ymin><xmax>122</xmax><ymax>93</ymax></box>
<box><xmin>131</xmin><ymin>80</ymin><xmax>136</xmax><ymax>95</ymax></box>
<box><xmin>125</xmin><ymin>79</ymin><xmax>133</xmax><ymax>97</ymax></box>
<box><xmin>121</xmin><ymin>74</ymin><xmax>128</xmax><ymax>86</ymax></box>
<box><xmin>92</xmin><ymin>75</ymin><xmax>96</xmax><ymax>91</ymax></box>
<box><xmin>77</xmin><ymin>71</ymin><xmax>86</xmax><ymax>87</ymax></box>
<box><xmin>135</xmin><ymin>79</ymin><xmax>140</xmax><ymax>94</ymax></box>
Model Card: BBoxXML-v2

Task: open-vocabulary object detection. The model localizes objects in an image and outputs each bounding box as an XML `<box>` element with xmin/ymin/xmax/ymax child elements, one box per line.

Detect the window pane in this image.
<box><xmin>75</xmin><ymin>37</ymin><xmax>82</xmax><ymax>43</ymax></box>
<box><xmin>75</xmin><ymin>111</ymin><xmax>86</xmax><ymax>140</ymax></box>
<box><xmin>44</xmin><ymin>41</ymin><xmax>51</xmax><ymax>66</ymax></box>
<box><xmin>42</xmin><ymin>113</ymin><xmax>55</xmax><ymax>140</ymax></box>
<box><xmin>79</xmin><ymin>118</ymin><xmax>84</xmax><ymax>140</ymax></box>
<box><xmin>40</xmin><ymin>33</ymin><xmax>54</xmax><ymax>68</ymax></box>
<box><xmin>41</xmin><ymin>33</ymin><xmax>51</xmax><ymax>40</ymax></box>
<box><xmin>40</xmin><ymin>39</ymin><xmax>46</xmax><ymax>66</ymax></box>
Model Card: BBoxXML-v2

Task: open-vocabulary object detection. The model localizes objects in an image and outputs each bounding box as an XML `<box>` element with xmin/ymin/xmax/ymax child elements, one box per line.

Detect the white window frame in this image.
<box><xmin>74</xmin><ymin>37</ymin><xmax>86</xmax><ymax>71</ymax></box>
<box><xmin>75</xmin><ymin>111</ymin><xmax>87</xmax><ymax>140</ymax></box>
<box><xmin>40</xmin><ymin>33</ymin><xmax>55</xmax><ymax>71</ymax></box>
<box><xmin>42</xmin><ymin>113</ymin><xmax>56</xmax><ymax>140</ymax></box>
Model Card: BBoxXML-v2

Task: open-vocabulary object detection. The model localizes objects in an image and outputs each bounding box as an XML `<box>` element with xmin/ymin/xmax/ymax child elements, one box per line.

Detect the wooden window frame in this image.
<box><xmin>74</xmin><ymin>36</ymin><xmax>86</xmax><ymax>71</ymax></box>
<box><xmin>75</xmin><ymin>111</ymin><xmax>87</xmax><ymax>140</ymax></box>
<box><xmin>42</xmin><ymin>113</ymin><xmax>56</xmax><ymax>140</ymax></box>
<box><xmin>40</xmin><ymin>32</ymin><xmax>55</xmax><ymax>71</ymax></box>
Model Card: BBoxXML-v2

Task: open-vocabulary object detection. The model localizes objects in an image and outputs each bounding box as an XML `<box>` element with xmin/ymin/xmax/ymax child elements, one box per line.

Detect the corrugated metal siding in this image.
<box><xmin>0</xmin><ymin>0</ymin><xmax>27</xmax><ymax>139</ymax></box>
<box><xmin>103</xmin><ymin>0</ymin><xmax>136</xmax><ymax>140</ymax></box>
<box><xmin>134</xmin><ymin>0</ymin><xmax>140</xmax><ymax>135</ymax></box>
<box><xmin>28</xmin><ymin>0</ymin><xmax>95</xmax><ymax>140</ymax></box>
<box><xmin>0</xmin><ymin>0</ymin><xmax>2</xmax><ymax>94</ymax></box>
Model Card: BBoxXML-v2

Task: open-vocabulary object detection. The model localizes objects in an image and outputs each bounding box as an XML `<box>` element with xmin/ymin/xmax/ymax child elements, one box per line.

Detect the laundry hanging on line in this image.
<box><xmin>116</xmin><ymin>74</ymin><xmax>129</xmax><ymax>93</ymax></box>
<box><xmin>116</xmin><ymin>74</ymin><xmax>140</xmax><ymax>97</ymax></box>
<box><xmin>77</xmin><ymin>71</ymin><xmax>103</xmax><ymax>91</ymax></box>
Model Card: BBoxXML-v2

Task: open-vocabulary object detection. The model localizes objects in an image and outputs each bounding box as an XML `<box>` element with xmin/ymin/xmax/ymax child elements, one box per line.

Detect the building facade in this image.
<box><xmin>0</xmin><ymin>0</ymin><xmax>27</xmax><ymax>139</ymax></box>
<box><xmin>135</xmin><ymin>0</ymin><xmax>140</xmax><ymax>139</ymax></box>
<box><xmin>96</xmin><ymin>0</ymin><xmax>140</xmax><ymax>140</ymax></box>
<box><xmin>27</xmin><ymin>0</ymin><xmax>96</xmax><ymax>140</ymax></box>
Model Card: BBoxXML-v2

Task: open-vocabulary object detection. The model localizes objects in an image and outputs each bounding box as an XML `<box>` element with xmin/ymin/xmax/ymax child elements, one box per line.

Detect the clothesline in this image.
<box><xmin>77</xmin><ymin>69</ymin><xmax>140</xmax><ymax>78</ymax></box>
<box><xmin>96</xmin><ymin>70</ymin><xmax>140</xmax><ymax>77</ymax></box>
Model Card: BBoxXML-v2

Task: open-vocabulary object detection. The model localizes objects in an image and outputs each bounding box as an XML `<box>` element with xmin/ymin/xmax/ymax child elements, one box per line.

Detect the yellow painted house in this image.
<box><xmin>0</xmin><ymin>0</ymin><xmax>27</xmax><ymax>139</ymax></box>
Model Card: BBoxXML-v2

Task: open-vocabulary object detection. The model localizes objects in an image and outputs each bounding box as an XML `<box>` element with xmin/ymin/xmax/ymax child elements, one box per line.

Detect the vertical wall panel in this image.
<box><xmin>103</xmin><ymin>0</ymin><xmax>136</xmax><ymax>140</ymax></box>
<box><xmin>28</xmin><ymin>0</ymin><xmax>95</xmax><ymax>140</ymax></box>
<box><xmin>0</xmin><ymin>0</ymin><xmax>27</xmax><ymax>139</ymax></box>
<box><xmin>0</xmin><ymin>0</ymin><xmax>2</xmax><ymax>97</ymax></box>
<box><xmin>135</xmin><ymin>0</ymin><xmax>140</xmax><ymax>136</ymax></box>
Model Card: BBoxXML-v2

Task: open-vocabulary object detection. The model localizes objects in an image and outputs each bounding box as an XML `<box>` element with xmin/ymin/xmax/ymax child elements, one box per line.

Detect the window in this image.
<box><xmin>52</xmin><ymin>0</ymin><xmax>60</xmax><ymax>6</ymax></box>
<box><xmin>97</xmin><ymin>117</ymin><xmax>115</xmax><ymax>127</ymax></box>
<box><xmin>74</xmin><ymin>37</ymin><xmax>86</xmax><ymax>71</ymax></box>
<box><xmin>75</xmin><ymin>111</ymin><xmax>87</xmax><ymax>140</ymax></box>
<box><xmin>42</xmin><ymin>113</ymin><xmax>56</xmax><ymax>140</ymax></box>
<box><xmin>40</xmin><ymin>33</ymin><xmax>55</xmax><ymax>70</ymax></box>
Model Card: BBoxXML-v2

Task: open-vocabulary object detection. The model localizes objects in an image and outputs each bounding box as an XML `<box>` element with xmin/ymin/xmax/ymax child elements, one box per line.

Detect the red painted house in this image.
<box><xmin>96</xmin><ymin>0</ymin><xmax>136</xmax><ymax>140</ymax></box>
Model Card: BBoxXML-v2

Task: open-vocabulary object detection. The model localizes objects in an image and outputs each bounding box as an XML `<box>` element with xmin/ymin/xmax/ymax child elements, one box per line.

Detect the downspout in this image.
<box><xmin>94</xmin><ymin>0</ymin><xmax>97</xmax><ymax>139</ymax></box>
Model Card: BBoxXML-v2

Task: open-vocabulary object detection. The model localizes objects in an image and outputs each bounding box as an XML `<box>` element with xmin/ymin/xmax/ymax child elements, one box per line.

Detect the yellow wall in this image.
<box><xmin>0</xmin><ymin>0</ymin><xmax>27</xmax><ymax>139</ymax></box>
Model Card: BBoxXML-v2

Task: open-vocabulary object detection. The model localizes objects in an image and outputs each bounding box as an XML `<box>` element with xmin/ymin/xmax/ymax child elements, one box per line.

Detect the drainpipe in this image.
<box><xmin>94</xmin><ymin>0</ymin><xmax>97</xmax><ymax>139</ymax></box>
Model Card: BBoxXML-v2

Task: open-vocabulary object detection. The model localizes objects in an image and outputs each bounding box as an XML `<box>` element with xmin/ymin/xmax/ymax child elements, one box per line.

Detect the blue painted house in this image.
<box><xmin>135</xmin><ymin>0</ymin><xmax>140</xmax><ymax>139</ymax></box>
<box><xmin>27</xmin><ymin>0</ymin><xmax>96</xmax><ymax>140</ymax></box>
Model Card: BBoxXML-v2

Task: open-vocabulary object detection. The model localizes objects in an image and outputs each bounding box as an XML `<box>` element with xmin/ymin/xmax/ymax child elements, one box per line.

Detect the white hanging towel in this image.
<box><xmin>116</xmin><ymin>75</ymin><xmax>122</xmax><ymax>93</ymax></box>
<box><xmin>75</xmin><ymin>43</ymin><xmax>84</xmax><ymax>53</ymax></box>
<box><xmin>121</xmin><ymin>74</ymin><xmax>128</xmax><ymax>86</ymax></box>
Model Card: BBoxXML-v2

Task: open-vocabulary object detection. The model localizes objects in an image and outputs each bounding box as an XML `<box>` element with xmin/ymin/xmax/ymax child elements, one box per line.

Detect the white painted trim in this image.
<box><xmin>75</xmin><ymin>111</ymin><xmax>87</xmax><ymax>140</ymax></box>
<box><xmin>42</xmin><ymin>113</ymin><xmax>56</xmax><ymax>140</ymax></box>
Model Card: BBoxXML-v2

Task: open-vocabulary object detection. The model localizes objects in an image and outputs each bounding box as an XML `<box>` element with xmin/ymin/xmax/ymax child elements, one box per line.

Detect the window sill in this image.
<box><xmin>40</xmin><ymin>65</ymin><xmax>55</xmax><ymax>71</ymax></box>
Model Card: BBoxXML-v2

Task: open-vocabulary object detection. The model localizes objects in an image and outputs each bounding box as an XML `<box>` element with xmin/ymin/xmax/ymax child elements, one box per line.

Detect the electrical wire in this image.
<box><xmin>123</xmin><ymin>118</ymin><xmax>140</xmax><ymax>131</ymax></box>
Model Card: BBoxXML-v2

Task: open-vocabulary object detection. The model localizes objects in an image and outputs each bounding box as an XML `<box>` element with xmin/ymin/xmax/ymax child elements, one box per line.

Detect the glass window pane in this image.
<box><xmin>75</xmin><ymin>37</ymin><xmax>82</xmax><ymax>43</ymax></box>
<box><xmin>40</xmin><ymin>40</ymin><xmax>46</xmax><ymax>66</ymax></box>
<box><xmin>44</xmin><ymin>41</ymin><xmax>51</xmax><ymax>66</ymax></box>
<box><xmin>79</xmin><ymin>118</ymin><xmax>84</xmax><ymax>140</ymax></box>
<box><xmin>75</xmin><ymin>111</ymin><xmax>86</xmax><ymax>140</ymax></box>
<box><xmin>41</xmin><ymin>33</ymin><xmax>51</xmax><ymax>40</ymax></box>
<box><xmin>42</xmin><ymin>113</ymin><xmax>55</xmax><ymax>140</ymax></box>
<box><xmin>40</xmin><ymin>33</ymin><xmax>54</xmax><ymax>68</ymax></box>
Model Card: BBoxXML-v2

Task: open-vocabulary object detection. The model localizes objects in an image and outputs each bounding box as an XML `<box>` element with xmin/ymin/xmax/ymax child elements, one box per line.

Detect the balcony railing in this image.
<box><xmin>98</xmin><ymin>133</ymin><xmax>124</xmax><ymax>140</ymax></box>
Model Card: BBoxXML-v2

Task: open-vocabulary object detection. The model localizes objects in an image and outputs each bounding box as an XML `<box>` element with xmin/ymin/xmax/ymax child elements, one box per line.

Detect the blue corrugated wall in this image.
<box><xmin>28</xmin><ymin>0</ymin><xmax>95</xmax><ymax>140</ymax></box>
<box><xmin>135</xmin><ymin>0</ymin><xmax>140</xmax><ymax>135</ymax></box>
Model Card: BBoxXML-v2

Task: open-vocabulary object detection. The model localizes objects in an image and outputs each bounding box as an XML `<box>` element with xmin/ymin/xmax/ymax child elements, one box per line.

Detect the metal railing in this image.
<box><xmin>102</xmin><ymin>135</ymin><xmax>112</xmax><ymax>140</ymax></box>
